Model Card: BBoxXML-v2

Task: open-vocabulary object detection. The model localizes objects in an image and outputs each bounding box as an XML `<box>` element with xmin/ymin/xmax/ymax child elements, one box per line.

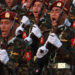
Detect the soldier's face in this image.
<box><xmin>0</xmin><ymin>19</ymin><xmax>12</xmax><ymax>38</ymax></box>
<box><xmin>50</xmin><ymin>7</ymin><xmax>61</xmax><ymax>26</ymax></box>
<box><xmin>32</xmin><ymin>1</ymin><xmax>42</xmax><ymax>19</ymax></box>
<box><xmin>5</xmin><ymin>0</ymin><xmax>13</xmax><ymax>8</ymax></box>
<box><xmin>26</xmin><ymin>0</ymin><xmax>32</xmax><ymax>11</ymax></box>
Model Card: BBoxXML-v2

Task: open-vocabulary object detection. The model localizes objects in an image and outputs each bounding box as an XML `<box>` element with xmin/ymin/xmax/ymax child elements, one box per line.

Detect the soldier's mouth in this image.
<box><xmin>52</xmin><ymin>18</ymin><xmax>58</xmax><ymax>23</ymax></box>
<box><xmin>2</xmin><ymin>31</ymin><xmax>6</xmax><ymax>33</ymax></box>
<box><xmin>8</xmin><ymin>2</ymin><xmax>11</xmax><ymax>4</ymax></box>
<box><xmin>34</xmin><ymin>11</ymin><xmax>38</xmax><ymax>14</ymax></box>
<box><xmin>52</xmin><ymin>18</ymin><xmax>56</xmax><ymax>21</ymax></box>
<box><xmin>8</xmin><ymin>2</ymin><xmax>12</xmax><ymax>6</ymax></box>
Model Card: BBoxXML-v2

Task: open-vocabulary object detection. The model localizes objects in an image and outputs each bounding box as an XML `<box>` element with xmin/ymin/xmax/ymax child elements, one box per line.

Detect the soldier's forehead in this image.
<box><xmin>0</xmin><ymin>19</ymin><xmax>12</xmax><ymax>22</ymax></box>
<box><xmin>51</xmin><ymin>7</ymin><xmax>61</xmax><ymax>10</ymax></box>
<box><xmin>34</xmin><ymin>1</ymin><xmax>43</xmax><ymax>4</ymax></box>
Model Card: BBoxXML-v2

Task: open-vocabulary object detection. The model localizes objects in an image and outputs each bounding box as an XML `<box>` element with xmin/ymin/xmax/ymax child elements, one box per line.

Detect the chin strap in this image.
<box><xmin>7</xmin><ymin>13</ymin><xmax>18</xmax><ymax>40</ymax></box>
<box><xmin>56</xmin><ymin>0</ymin><xmax>67</xmax><ymax>26</ymax></box>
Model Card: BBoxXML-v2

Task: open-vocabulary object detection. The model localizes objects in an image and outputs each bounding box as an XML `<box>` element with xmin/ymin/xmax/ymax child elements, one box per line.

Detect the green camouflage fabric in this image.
<box><xmin>48</xmin><ymin>24</ymin><xmax>74</xmax><ymax>75</ymax></box>
<box><xmin>29</xmin><ymin>11</ymin><xmax>51</xmax><ymax>42</ymax></box>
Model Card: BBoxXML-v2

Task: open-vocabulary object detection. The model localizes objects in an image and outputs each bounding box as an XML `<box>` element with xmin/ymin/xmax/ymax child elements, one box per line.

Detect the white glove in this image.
<box><xmin>73</xmin><ymin>0</ymin><xmax>75</xmax><ymax>6</ymax></box>
<box><xmin>24</xmin><ymin>34</ymin><xmax>33</xmax><ymax>45</ymax></box>
<box><xmin>64</xmin><ymin>18</ymin><xmax>71</xmax><ymax>27</ymax></box>
<box><xmin>36</xmin><ymin>45</ymin><xmax>48</xmax><ymax>58</ymax></box>
<box><xmin>15</xmin><ymin>24</ymin><xmax>24</xmax><ymax>36</ymax></box>
<box><xmin>46</xmin><ymin>33</ymin><xmax>62</xmax><ymax>48</ymax></box>
<box><xmin>15</xmin><ymin>16</ymin><xmax>30</xmax><ymax>36</ymax></box>
<box><xmin>31</xmin><ymin>24</ymin><xmax>42</xmax><ymax>38</ymax></box>
<box><xmin>21</xmin><ymin>16</ymin><xmax>30</xmax><ymax>25</ymax></box>
<box><xmin>0</xmin><ymin>49</ymin><xmax>9</xmax><ymax>64</ymax></box>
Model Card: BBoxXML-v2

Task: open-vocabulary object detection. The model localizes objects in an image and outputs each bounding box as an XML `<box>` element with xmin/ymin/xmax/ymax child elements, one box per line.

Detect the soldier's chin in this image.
<box><xmin>8</xmin><ymin>4</ymin><xmax>12</xmax><ymax>8</ymax></box>
<box><xmin>52</xmin><ymin>21</ymin><xmax>57</xmax><ymax>26</ymax></box>
<box><xmin>2</xmin><ymin>34</ymin><xmax>8</xmax><ymax>38</ymax></box>
<box><xmin>34</xmin><ymin>14</ymin><xmax>39</xmax><ymax>18</ymax></box>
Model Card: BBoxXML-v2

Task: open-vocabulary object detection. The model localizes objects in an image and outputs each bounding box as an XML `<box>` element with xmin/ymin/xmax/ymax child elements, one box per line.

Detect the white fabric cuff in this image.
<box><xmin>47</xmin><ymin>33</ymin><xmax>62</xmax><ymax>48</ymax></box>
<box><xmin>31</xmin><ymin>24</ymin><xmax>42</xmax><ymax>38</ymax></box>
<box><xmin>21</xmin><ymin>16</ymin><xmax>30</xmax><ymax>25</ymax></box>
<box><xmin>36</xmin><ymin>45</ymin><xmax>48</xmax><ymax>58</ymax></box>
<box><xmin>73</xmin><ymin>0</ymin><xmax>75</xmax><ymax>6</ymax></box>
<box><xmin>24</xmin><ymin>36</ymin><xmax>33</xmax><ymax>45</ymax></box>
<box><xmin>64</xmin><ymin>18</ymin><xmax>71</xmax><ymax>27</ymax></box>
<box><xmin>15</xmin><ymin>25</ymin><xmax>24</xmax><ymax>36</ymax></box>
<box><xmin>0</xmin><ymin>49</ymin><xmax>9</xmax><ymax>64</ymax></box>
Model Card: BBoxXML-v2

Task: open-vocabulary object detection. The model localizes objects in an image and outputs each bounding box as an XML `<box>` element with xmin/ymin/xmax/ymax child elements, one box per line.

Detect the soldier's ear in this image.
<box><xmin>58</xmin><ymin>13</ymin><xmax>68</xmax><ymax>25</ymax></box>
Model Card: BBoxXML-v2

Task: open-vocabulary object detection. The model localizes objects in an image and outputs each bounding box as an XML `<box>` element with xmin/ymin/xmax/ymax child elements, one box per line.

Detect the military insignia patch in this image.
<box><xmin>5</xmin><ymin>12</ymin><xmax>10</xmax><ymax>18</ymax></box>
<box><xmin>25</xmin><ymin>51</ymin><xmax>31</xmax><ymax>61</ymax></box>
<box><xmin>72</xmin><ymin>38</ymin><xmax>75</xmax><ymax>46</ymax></box>
<box><xmin>57</xmin><ymin>2</ymin><xmax>62</xmax><ymax>7</ymax></box>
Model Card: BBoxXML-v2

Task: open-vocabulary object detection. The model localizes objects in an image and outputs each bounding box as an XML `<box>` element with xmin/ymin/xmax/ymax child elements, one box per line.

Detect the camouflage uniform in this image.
<box><xmin>3</xmin><ymin>0</ymin><xmax>23</xmax><ymax>18</ymax></box>
<box><xmin>20</xmin><ymin>0</ymin><xmax>51</xmax><ymax>74</ymax></box>
<box><xmin>0</xmin><ymin>11</ymin><xmax>20</xmax><ymax>75</ymax></box>
<box><xmin>29</xmin><ymin>12</ymin><xmax>51</xmax><ymax>56</ymax></box>
<box><xmin>32</xmin><ymin>0</ymin><xmax>74</xmax><ymax>75</ymax></box>
<box><xmin>28</xmin><ymin>0</ymin><xmax>50</xmax><ymax>56</ymax></box>
<box><xmin>49</xmin><ymin>23</ymin><xmax>74</xmax><ymax>75</ymax></box>
<box><xmin>47</xmin><ymin>0</ymin><xmax>74</xmax><ymax>75</ymax></box>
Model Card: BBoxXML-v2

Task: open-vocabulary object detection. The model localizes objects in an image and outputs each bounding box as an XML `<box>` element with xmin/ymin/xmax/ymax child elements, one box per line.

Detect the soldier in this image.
<box><xmin>0</xmin><ymin>11</ymin><xmax>19</xmax><ymax>74</ymax></box>
<box><xmin>20</xmin><ymin>0</ymin><xmax>33</xmax><ymax>17</ymax></box>
<box><xmin>24</xmin><ymin>0</ymin><xmax>50</xmax><ymax>56</ymax></box>
<box><xmin>31</xmin><ymin>0</ymin><xmax>49</xmax><ymax>24</ymax></box>
<box><xmin>16</xmin><ymin>0</ymin><xmax>50</xmax><ymax>38</ymax></box>
<box><xmin>15</xmin><ymin>0</ymin><xmax>33</xmax><ymax>37</ymax></box>
<box><xmin>5</xmin><ymin>0</ymin><xmax>18</xmax><ymax>9</ymax></box>
<box><xmin>22</xmin><ymin>0</ymin><xmax>50</xmax><ymax>74</ymax></box>
<box><xmin>0</xmin><ymin>11</ymin><xmax>19</xmax><ymax>41</ymax></box>
<box><xmin>4</xmin><ymin>0</ymin><xmax>22</xmax><ymax>15</ymax></box>
<box><xmin>22</xmin><ymin>0</ymin><xmax>32</xmax><ymax>11</ymax></box>
<box><xmin>35</xmin><ymin>0</ymin><xmax>74</xmax><ymax>75</ymax></box>
<box><xmin>0</xmin><ymin>11</ymin><xmax>31</xmax><ymax>75</ymax></box>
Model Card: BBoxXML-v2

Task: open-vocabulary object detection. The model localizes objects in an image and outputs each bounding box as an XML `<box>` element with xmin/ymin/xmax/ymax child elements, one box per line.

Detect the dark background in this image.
<box><xmin>0</xmin><ymin>0</ymin><xmax>4</xmax><ymax>4</ymax></box>
<box><xmin>0</xmin><ymin>0</ymin><xmax>21</xmax><ymax>5</ymax></box>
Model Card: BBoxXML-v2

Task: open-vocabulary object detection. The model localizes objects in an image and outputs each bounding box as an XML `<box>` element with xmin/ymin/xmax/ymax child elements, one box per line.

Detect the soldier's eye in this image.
<box><xmin>5</xmin><ymin>22</ymin><xmax>10</xmax><ymax>24</ymax></box>
<box><xmin>56</xmin><ymin>9</ymin><xmax>61</xmax><ymax>13</ymax></box>
<box><xmin>0</xmin><ymin>22</ymin><xmax>3</xmax><ymax>25</ymax></box>
<box><xmin>56</xmin><ymin>10</ymin><xmax>60</xmax><ymax>13</ymax></box>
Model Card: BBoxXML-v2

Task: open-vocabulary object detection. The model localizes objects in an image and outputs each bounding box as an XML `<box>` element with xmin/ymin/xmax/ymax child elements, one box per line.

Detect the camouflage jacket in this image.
<box><xmin>52</xmin><ymin>23</ymin><xmax>75</xmax><ymax>65</ymax></box>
